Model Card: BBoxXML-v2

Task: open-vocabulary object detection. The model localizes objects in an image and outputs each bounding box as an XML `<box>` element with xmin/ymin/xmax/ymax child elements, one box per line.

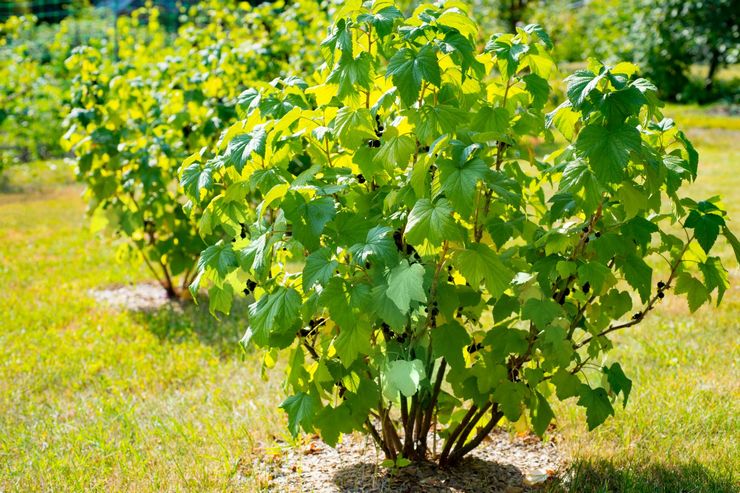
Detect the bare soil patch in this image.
<box><xmin>90</xmin><ymin>283</ymin><xmax>181</xmax><ymax>312</ymax></box>
<box><xmin>245</xmin><ymin>430</ymin><xmax>561</xmax><ymax>492</ymax></box>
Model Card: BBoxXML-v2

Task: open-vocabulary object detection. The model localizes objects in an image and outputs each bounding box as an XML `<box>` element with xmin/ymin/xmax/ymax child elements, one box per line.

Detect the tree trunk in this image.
<box><xmin>705</xmin><ymin>47</ymin><xmax>721</xmax><ymax>94</ymax></box>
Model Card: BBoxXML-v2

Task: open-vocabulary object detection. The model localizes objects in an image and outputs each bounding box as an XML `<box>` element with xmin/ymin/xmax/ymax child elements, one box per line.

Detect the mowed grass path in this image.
<box><xmin>0</xmin><ymin>105</ymin><xmax>738</xmax><ymax>492</ymax></box>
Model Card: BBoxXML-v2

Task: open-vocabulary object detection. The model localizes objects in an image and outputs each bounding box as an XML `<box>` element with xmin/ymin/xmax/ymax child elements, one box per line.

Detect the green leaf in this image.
<box><xmin>577</xmin><ymin>262</ymin><xmax>615</xmax><ymax>294</ymax></box>
<box><xmin>437</xmin><ymin>9</ymin><xmax>478</xmax><ymax>39</ymax></box>
<box><xmin>282</xmin><ymin>194</ymin><xmax>336</xmax><ymax>250</ymax></box>
<box><xmin>303</xmin><ymin>248</ymin><xmax>338</xmax><ymax>292</ymax></box>
<box><xmin>601</xmin><ymin>289</ymin><xmax>633</xmax><ymax>319</ymax></box>
<box><xmin>558</xmin><ymin>159</ymin><xmax>602</xmax><ymax>213</ymax></box>
<box><xmin>547</xmin><ymin>101</ymin><xmax>580</xmax><ymax>141</ymax></box>
<box><xmin>618</xmin><ymin>254</ymin><xmax>653</xmax><ymax>303</ymax></box>
<box><xmin>372</xmin><ymin>284</ymin><xmax>407</xmax><ymax>331</ymax></box>
<box><xmin>349</xmin><ymin>226</ymin><xmax>397</xmax><ymax>266</ymax></box>
<box><xmin>565</xmin><ymin>70</ymin><xmax>603</xmax><ymax>108</ymax></box>
<box><xmin>523</xmin><ymin>73</ymin><xmax>549</xmax><ymax>110</ymax></box>
<box><xmin>245</xmin><ymin>287</ymin><xmax>302</xmax><ymax>347</ymax></box>
<box><xmin>723</xmin><ymin>227</ymin><xmax>740</xmax><ymax>264</ymax></box>
<box><xmin>208</xmin><ymin>284</ymin><xmax>233</xmax><ymax>316</ymax></box>
<box><xmin>438</xmin><ymin>156</ymin><xmax>489</xmax><ymax>217</ymax></box>
<box><xmin>386</xmin><ymin>44</ymin><xmax>441</xmax><ymax>106</ymax></box>
<box><xmin>314</xmin><ymin>404</ymin><xmax>354</xmax><ymax>446</ymax></box>
<box><xmin>386</xmin><ymin>259</ymin><xmax>427</xmax><ymax>313</ymax></box>
<box><xmin>601</xmin><ymin>86</ymin><xmax>646</xmax><ymax>124</ymax></box>
<box><xmin>334</xmin><ymin>107</ymin><xmax>377</xmax><ymax>148</ymax></box>
<box><xmin>238</xmin><ymin>232</ymin><xmax>274</xmax><ymax>276</ymax></box>
<box><xmin>577</xmin><ymin>385</ymin><xmax>614</xmax><ymax>430</ymax></box>
<box><xmin>432</xmin><ymin>321</ymin><xmax>471</xmax><ymax>370</ymax></box>
<box><xmin>280</xmin><ymin>392</ymin><xmax>317</xmax><ymax>436</ymax></box>
<box><xmin>677</xmin><ymin>131</ymin><xmax>698</xmax><ymax>179</ymax></box>
<box><xmin>675</xmin><ymin>273</ymin><xmax>709</xmax><ymax>313</ymax></box>
<box><xmin>320</xmin><ymin>278</ymin><xmax>354</xmax><ymax>329</ymax></box>
<box><xmin>530</xmin><ymin>391</ymin><xmax>554</xmax><ymax>436</ymax></box>
<box><xmin>575</xmin><ymin>124</ymin><xmax>641</xmax><ymax>184</ymax></box>
<box><xmin>404</xmin><ymin>198</ymin><xmax>460</xmax><ymax>247</ymax></box>
<box><xmin>551</xmin><ymin>369</ymin><xmax>581</xmax><ymax>400</ymax></box>
<box><xmin>321</xmin><ymin>18</ymin><xmax>352</xmax><ymax>53</ymax></box>
<box><xmin>486</xmin><ymin>39</ymin><xmax>527</xmax><ymax>78</ymax></box>
<box><xmin>618</xmin><ymin>182</ymin><xmax>648</xmax><ymax>219</ymax></box>
<box><xmin>685</xmin><ymin>210</ymin><xmax>724</xmax><ymax>254</ymax></box>
<box><xmin>197</xmin><ymin>242</ymin><xmax>238</xmax><ymax>277</ymax></box>
<box><xmin>411</xmin><ymin>104</ymin><xmax>467</xmax><ymax>144</ymax></box>
<box><xmin>452</xmin><ymin>243</ymin><xmax>514</xmax><ymax>298</ymax></box>
<box><xmin>472</xmin><ymin>105</ymin><xmax>510</xmax><ymax>138</ymax></box>
<box><xmin>334</xmin><ymin>323</ymin><xmax>372</xmax><ymax>364</ymax></box>
<box><xmin>523</xmin><ymin>24</ymin><xmax>553</xmax><ymax>49</ymax></box>
<box><xmin>493</xmin><ymin>380</ymin><xmax>525</xmax><ymax>421</ymax></box>
<box><xmin>603</xmin><ymin>362</ymin><xmax>632</xmax><ymax>408</ymax></box>
<box><xmin>699</xmin><ymin>256</ymin><xmax>729</xmax><ymax>304</ymax></box>
<box><xmin>384</xmin><ymin>359</ymin><xmax>425</xmax><ymax>398</ymax></box>
<box><xmin>327</xmin><ymin>51</ymin><xmax>373</xmax><ymax>99</ymax></box>
<box><xmin>181</xmin><ymin>162</ymin><xmax>213</xmax><ymax>199</ymax></box>
<box><xmin>373</xmin><ymin>127</ymin><xmax>416</xmax><ymax>171</ymax></box>
<box><xmin>358</xmin><ymin>6</ymin><xmax>403</xmax><ymax>38</ymax></box>
<box><xmin>522</xmin><ymin>298</ymin><xmax>563</xmax><ymax>329</ymax></box>
<box><xmin>484</xmin><ymin>327</ymin><xmax>529</xmax><ymax>361</ymax></box>
<box><xmin>225</xmin><ymin>127</ymin><xmax>267</xmax><ymax>173</ymax></box>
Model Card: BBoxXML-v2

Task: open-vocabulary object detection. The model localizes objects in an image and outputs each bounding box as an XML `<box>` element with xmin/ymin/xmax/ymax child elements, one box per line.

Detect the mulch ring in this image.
<box><xmin>89</xmin><ymin>282</ymin><xmax>182</xmax><ymax>312</ymax></box>
<box><xmin>242</xmin><ymin>429</ymin><xmax>562</xmax><ymax>492</ymax></box>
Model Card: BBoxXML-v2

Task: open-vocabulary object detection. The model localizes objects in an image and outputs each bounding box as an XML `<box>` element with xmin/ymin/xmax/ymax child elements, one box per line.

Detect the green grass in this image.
<box><xmin>0</xmin><ymin>105</ymin><xmax>738</xmax><ymax>492</ymax></box>
<box><xmin>0</xmin><ymin>186</ymin><xmax>284</xmax><ymax>491</ymax></box>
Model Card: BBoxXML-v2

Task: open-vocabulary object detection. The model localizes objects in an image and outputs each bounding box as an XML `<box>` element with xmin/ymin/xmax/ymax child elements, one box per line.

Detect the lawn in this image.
<box><xmin>0</xmin><ymin>104</ymin><xmax>738</xmax><ymax>492</ymax></box>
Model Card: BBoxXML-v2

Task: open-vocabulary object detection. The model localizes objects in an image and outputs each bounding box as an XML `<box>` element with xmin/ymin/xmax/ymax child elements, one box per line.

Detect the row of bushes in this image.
<box><xmin>1</xmin><ymin>0</ymin><xmax>735</xmax><ymax>175</ymax></box>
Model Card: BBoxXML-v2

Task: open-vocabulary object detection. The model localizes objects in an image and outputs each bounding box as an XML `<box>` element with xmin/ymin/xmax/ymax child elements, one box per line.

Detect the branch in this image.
<box><xmin>445</xmin><ymin>405</ymin><xmax>503</xmax><ymax>465</ymax></box>
<box><xmin>450</xmin><ymin>401</ymin><xmax>492</xmax><ymax>457</ymax></box>
<box><xmin>365</xmin><ymin>419</ymin><xmax>391</xmax><ymax>458</ymax></box>
<box><xmin>418</xmin><ymin>359</ymin><xmax>447</xmax><ymax>453</ymax></box>
<box><xmin>576</xmin><ymin>235</ymin><xmax>694</xmax><ymax>349</ymax></box>
<box><xmin>439</xmin><ymin>404</ymin><xmax>478</xmax><ymax>463</ymax></box>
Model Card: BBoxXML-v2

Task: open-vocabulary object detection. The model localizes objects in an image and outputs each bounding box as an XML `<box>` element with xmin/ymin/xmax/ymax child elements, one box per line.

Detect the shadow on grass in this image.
<box><xmin>130</xmin><ymin>297</ymin><xmax>250</xmax><ymax>358</ymax></box>
<box><xmin>333</xmin><ymin>457</ymin><xmax>524</xmax><ymax>493</ymax></box>
<box><xmin>547</xmin><ymin>459</ymin><xmax>737</xmax><ymax>493</ymax></box>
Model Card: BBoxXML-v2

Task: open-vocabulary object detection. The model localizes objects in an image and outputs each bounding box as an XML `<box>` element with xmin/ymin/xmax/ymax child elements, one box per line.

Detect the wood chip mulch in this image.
<box><xmin>89</xmin><ymin>283</ymin><xmax>179</xmax><ymax>312</ymax></box>
<box><xmin>241</xmin><ymin>429</ymin><xmax>562</xmax><ymax>492</ymax></box>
